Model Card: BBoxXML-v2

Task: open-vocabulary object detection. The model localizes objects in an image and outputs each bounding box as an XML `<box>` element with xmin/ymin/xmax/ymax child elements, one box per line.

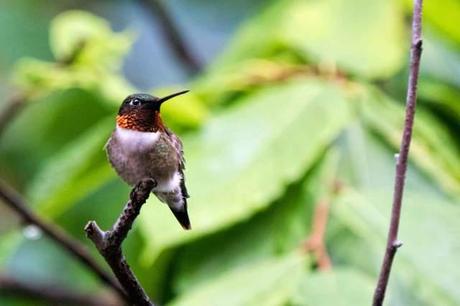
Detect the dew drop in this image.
<box><xmin>23</xmin><ymin>225</ymin><xmax>42</xmax><ymax>240</ymax></box>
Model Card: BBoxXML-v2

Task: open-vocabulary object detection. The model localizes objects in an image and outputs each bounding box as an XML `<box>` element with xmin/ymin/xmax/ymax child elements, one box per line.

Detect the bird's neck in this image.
<box><xmin>116</xmin><ymin>110</ymin><xmax>165</xmax><ymax>132</ymax></box>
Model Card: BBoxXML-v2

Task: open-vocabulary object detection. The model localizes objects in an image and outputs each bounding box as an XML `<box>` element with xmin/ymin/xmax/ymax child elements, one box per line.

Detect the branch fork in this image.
<box><xmin>85</xmin><ymin>178</ymin><xmax>157</xmax><ymax>306</ymax></box>
<box><xmin>0</xmin><ymin>179</ymin><xmax>126</xmax><ymax>301</ymax></box>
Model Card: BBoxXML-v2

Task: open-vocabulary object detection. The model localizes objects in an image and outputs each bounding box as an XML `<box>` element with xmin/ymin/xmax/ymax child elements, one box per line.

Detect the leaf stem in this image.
<box><xmin>372</xmin><ymin>1</ymin><xmax>423</xmax><ymax>305</ymax></box>
<box><xmin>303</xmin><ymin>199</ymin><xmax>332</xmax><ymax>270</ymax></box>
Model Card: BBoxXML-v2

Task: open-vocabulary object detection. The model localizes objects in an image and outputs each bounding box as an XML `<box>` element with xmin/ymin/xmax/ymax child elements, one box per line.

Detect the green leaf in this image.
<box><xmin>173</xmin><ymin>149</ymin><xmax>340</xmax><ymax>295</ymax></box>
<box><xmin>55</xmin><ymin>179</ymin><xmax>130</xmax><ymax>239</ymax></box>
<box><xmin>0</xmin><ymin>89</ymin><xmax>112</xmax><ymax>185</ymax></box>
<box><xmin>0</xmin><ymin>1</ymin><xmax>51</xmax><ymax>70</ymax></box>
<box><xmin>421</xmin><ymin>35</ymin><xmax>460</xmax><ymax>88</ymax></box>
<box><xmin>332</xmin><ymin>127</ymin><xmax>460</xmax><ymax>305</ymax></box>
<box><xmin>0</xmin><ymin>231</ymin><xmax>22</xmax><ymax>266</ymax></box>
<box><xmin>358</xmin><ymin>85</ymin><xmax>460</xmax><ymax>197</ymax></box>
<box><xmin>291</xmin><ymin>269</ymin><xmax>375</xmax><ymax>306</ymax></box>
<box><xmin>153</xmin><ymin>87</ymin><xmax>209</xmax><ymax>132</ymax></box>
<box><xmin>139</xmin><ymin>79</ymin><xmax>352</xmax><ymax>263</ymax></box>
<box><xmin>418</xmin><ymin>80</ymin><xmax>460</xmax><ymax>121</ymax></box>
<box><xmin>5</xmin><ymin>237</ymin><xmax>100</xmax><ymax>293</ymax></box>
<box><xmin>50</xmin><ymin>10</ymin><xmax>133</xmax><ymax>68</ymax></box>
<box><xmin>169</xmin><ymin>253</ymin><xmax>307</xmax><ymax>306</ymax></box>
<box><xmin>194</xmin><ymin>60</ymin><xmax>312</xmax><ymax>107</ymax></box>
<box><xmin>280</xmin><ymin>0</ymin><xmax>405</xmax><ymax>78</ymax></box>
<box><xmin>195</xmin><ymin>0</ymin><xmax>406</xmax><ymax>106</ymax></box>
<box><xmin>13</xmin><ymin>57</ymin><xmax>136</xmax><ymax>104</ymax></box>
<box><xmin>211</xmin><ymin>0</ymin><xmax>405</xmax><ymax>79</ymax></box>
<box><xmin>13</xmin><ymin>11</ymin><xmax>136</xmax><ymax>102</ymax></box>
<box><xmin>27</xmin><ymin>117</ymin><xmax>115</xmax><ymax>217</ymax></box>
<box><xmin>333</xmin><ymin>189</ymin><xmax>460</xmax><ymax>305</ymax></box>
<box><xmin>419</xmin><ymin>0</ymin><xmax>460</xmax><ymax>46</ymax></box>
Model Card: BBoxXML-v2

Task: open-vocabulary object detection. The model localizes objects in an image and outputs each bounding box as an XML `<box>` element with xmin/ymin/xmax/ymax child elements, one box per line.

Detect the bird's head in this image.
<box><xmin>116</xmin><ymin>90</ymin><xmax>188</xmax><ymax>132</ymax></box>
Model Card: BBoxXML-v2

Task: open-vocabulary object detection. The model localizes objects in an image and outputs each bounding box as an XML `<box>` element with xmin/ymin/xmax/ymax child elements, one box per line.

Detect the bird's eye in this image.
<box><xmin>130</xmin><ymin>99</ymin><xmax>141</xmax><ymax>106</ymax></box>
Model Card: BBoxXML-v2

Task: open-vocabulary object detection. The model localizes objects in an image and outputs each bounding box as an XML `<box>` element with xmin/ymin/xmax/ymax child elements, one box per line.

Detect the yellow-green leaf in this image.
<box><xmin>169</xmin><ymin>253</ymin><xmax>307</xmax><ymax>306</ymax></box>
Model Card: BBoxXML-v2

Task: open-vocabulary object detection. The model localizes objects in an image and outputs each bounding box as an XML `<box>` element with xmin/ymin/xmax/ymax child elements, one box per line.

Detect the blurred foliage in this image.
<box><xmin>0</xmin><ymin>0</ymin><xmax>459</xmax><ymax>306</ymax></box>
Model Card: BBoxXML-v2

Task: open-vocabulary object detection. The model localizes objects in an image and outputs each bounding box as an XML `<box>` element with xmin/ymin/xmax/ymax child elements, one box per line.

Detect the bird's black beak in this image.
<box><xmin>158</xmin><ymin>90</ymin><xmax>189</xmax><ymax>105</ymax></box>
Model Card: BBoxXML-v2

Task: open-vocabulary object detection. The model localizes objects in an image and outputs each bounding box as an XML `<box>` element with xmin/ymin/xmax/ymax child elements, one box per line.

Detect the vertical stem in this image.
<box><xmin>303</xmin><ymin>199</ymin><xmax>332</xmax><ymax>270</ymax></box>
<box><xmin>372</xmin><ymin>1</ymin><xmax>423</xmax><ymax>305</ymax></box>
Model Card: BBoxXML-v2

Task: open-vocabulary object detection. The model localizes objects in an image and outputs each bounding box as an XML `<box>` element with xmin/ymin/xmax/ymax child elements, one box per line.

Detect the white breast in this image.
<box><xmin>115</xmin><ymin>125</ymin><xmax>160</xmax><ymax>152</ymax></box>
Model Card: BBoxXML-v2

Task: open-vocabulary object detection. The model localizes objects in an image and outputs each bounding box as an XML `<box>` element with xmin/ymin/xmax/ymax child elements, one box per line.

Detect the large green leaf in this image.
<box><xmin>27</xmin><ymin>117</ymin><xmax>115</xmax><ymax>217</ymax></box>
<box><xmin>195</xmin><ymin>0</ymin><xmax>406</xmax><ymax>106</ymax></box>
<box><xmin>173</xmin><ymin>150</ymin><xmax>340</xmax><ymax>295</ymax></box>
<box><xmin>0</xmin><ymin>89</ymin><xmax>112</xmax><ymax>185</ymax></box>
<box><xmin>139</xmin><ymin>79</ymin><xmax>352</xmax><ymax>262</ymax></box>
<box><xmin>358</xmin><ymin>85</ymin><xmax>460</xmax><ymax>197</ymax></box>
<box><xmin>211</xmin><ymin>0</ymin><xmax>405</xmax><ymax>79</ymax></box>
<box><xmin>281</xmin><ymin>0</ymin><xmax>405</xmax><ymax>78</ymax></box>
<box><xmin>333</xmin><ymin>189</ymin><xmax>460</xmax><ymax>305</ymax></box>
<box><xmin>332</xmin><ymin>126</ymin><xmax>460</xmax><ymax>305</ymax></box>
<box><xmin>169</xmin><ymin>253</ymin><xmax>307</xmax><ymax>306</ymax></box>
<box><xmin>291</xmin><ymin>269</ymin><xmax>375</xmax><ymax>306</ymax></box>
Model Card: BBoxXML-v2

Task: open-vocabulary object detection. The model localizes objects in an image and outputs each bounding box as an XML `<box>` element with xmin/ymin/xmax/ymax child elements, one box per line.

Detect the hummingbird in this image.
<box><xmin>106</xmin><ymin>90</ymin><xmax>191</xmax><ymax>230</ymax></box>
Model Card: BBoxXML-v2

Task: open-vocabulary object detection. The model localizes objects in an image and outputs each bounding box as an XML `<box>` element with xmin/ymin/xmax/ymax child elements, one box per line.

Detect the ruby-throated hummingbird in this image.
<box><xmin>106</xmin><ymin>90</ymin><xmax>191</xmax><ymax>230</ymax></box>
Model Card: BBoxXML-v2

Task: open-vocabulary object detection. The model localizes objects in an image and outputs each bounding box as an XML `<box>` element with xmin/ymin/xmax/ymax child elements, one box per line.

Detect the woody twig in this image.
<box><xmin>85</xmin><ymin>178</ymin><xmax>157</xmax><ymax>306</ymax></box>
<box><xmin>372</xmin><ymin>0</ymin><xmax>424</xmax><ymax>305</ymax></box>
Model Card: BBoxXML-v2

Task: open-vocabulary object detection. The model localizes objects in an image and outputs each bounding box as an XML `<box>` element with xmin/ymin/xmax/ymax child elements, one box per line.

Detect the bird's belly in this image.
<box><xmin>107</xmin><ymin>129</ymin><xmax>178</xmax><ymax>187</ymax></box>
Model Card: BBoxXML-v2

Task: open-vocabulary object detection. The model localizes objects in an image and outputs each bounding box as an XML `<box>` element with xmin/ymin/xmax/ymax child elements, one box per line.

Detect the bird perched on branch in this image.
<box><xmin>106</xmin><ymin>90</ymin><xmax>191</xmax><ymax>230</ymax></box>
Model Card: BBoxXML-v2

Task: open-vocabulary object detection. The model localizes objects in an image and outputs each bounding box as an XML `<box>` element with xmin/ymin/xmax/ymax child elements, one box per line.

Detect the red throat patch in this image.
<box><xmin>116</xmin><ymin>110</ymin><xmax>165</xmax><ymax>132</ymax></box>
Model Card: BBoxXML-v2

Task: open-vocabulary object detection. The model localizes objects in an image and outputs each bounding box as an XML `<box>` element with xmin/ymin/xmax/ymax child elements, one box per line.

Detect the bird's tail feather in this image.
<box><xmin>169</xmin><ymin>202</ymin><xmax>191</xmax><ymax>230</ymax></box>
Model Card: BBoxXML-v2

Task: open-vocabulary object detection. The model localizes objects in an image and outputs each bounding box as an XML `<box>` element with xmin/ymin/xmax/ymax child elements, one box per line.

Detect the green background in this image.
<box><xmin>0</xmin><ymin>0</ymin><xmax>459</xmax><ymax>305</ymax></box>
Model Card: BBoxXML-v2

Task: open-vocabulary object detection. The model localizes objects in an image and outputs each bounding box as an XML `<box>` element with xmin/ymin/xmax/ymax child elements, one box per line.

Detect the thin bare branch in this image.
<box><xmin>0</xmin><ymin>274</ymin><xmax>121</xmax><ymax>306</ymax></box>
<box><xmin>85</xmin><ymin>178</ymin><xmax>157</xmax><ymax>306</ymax></box>
<box><xmin>0</xmin><ymin>93</ymin><xmax>27</xmax><ymax>137</ymax></box>
<box><xmin>0</xmin><ymin>178</ymin><xmax>127</xmax><ymax>303</ymax></box>
<box><xmin>139</xmin><ymin>0</ymin><xmax>202</xmax><ymax>75</ymax></box>
<box><xmin>372</xmin><ymin>1</ymin><xmax>424</xmax><ymax>305</ymax></box>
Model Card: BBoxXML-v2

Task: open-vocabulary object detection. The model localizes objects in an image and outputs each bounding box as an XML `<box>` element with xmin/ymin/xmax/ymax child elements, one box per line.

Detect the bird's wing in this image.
<box><xmin>166</xmin><ymin>128</ymin><xmax>189</xmax><ymax>198</ymax></box>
